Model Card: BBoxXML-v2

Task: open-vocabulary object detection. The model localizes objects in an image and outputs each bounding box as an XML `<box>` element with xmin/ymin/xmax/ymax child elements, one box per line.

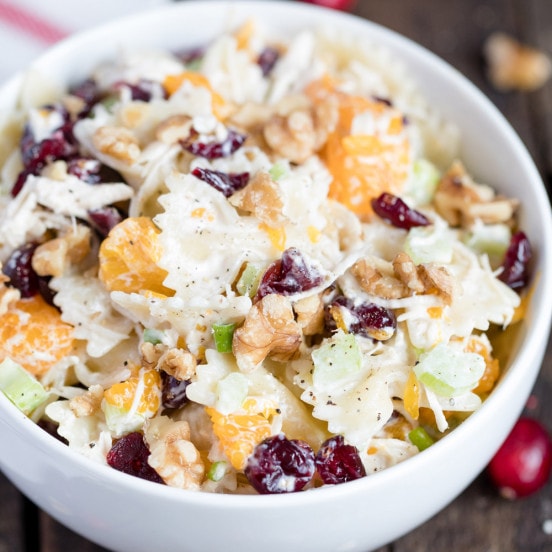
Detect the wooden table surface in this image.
<box><xmin>1</xmin><ymin>0</ymin><xmax>552</xmax><ymax>551</ymax></box>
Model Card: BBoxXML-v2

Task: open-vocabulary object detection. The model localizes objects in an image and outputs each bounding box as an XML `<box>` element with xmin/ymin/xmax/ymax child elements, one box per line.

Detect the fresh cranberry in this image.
<box><xmin>487</xmin><ymin>417</ymin><xmax>552</xmax><ymax>499</ymax></box>
<box><xmin>257</xmin><ymin>47</ymin><xmax>280</xmax><ymax>77</ymax></box>
<box><xmin>191</xmin><ymin>167</ymin><xmax>250</xmax><ymax>197</ymax></box>
<box><xmin>498</xmin><ymin>231</ymin><xmax>532</xmax><ymax>291</ymax></box>
<box><xmin>106</xmin><ymin>432</ymin><xmax>165</xmax><ymax>484</ymax></box>
<box><xmin>300</xmin><ymin>0</ymin><xmax>357</xmax><ymax>11</ymax></box>
<box><xmin>245</xmin><ymin>434</ymin><xmax>316</xmax><ymax>494</ymax></box>
<box><xmin>181</xmin><ymin>128</ymin><xmax>247</xmax><ymax>159</ymax></box>
<box><xmin>161</xmin><ymin>371</ymin><xmax>190</xmax><ymax>410</ymax></box>
<box><xmin>88</xmin><ymin>206</ymin><xmax>124</xmax><ymax>237</ymax></box>
<box><xmin>371</xmin><ymin>192</ymin><xmax>430</xmax><ymax>230</ymax></box>
<box><xmin>315</xmin><ymin>435</ymin><xmax>366</xmax><ymax>485</ymax></box>
<box><xmin>3</xmin><ymin>242</ymin><xmax>40</xmax><ymax>297</ymax></box>
<box><xmin>327</xmin><ymin>295</ymin><xmax>396</xmax><ymax>340</ymax></box>
<box><xmin>256</xmin><ymin>248</ymin><xmax>324</xmax><ymax>299</ymax></box>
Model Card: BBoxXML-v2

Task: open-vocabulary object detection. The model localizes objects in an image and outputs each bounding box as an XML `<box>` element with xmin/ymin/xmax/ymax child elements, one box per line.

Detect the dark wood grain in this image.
<box><xmin>1</xmin><ymin>1</ymin><xmax>551</xmax><ymax>551</ymax></box>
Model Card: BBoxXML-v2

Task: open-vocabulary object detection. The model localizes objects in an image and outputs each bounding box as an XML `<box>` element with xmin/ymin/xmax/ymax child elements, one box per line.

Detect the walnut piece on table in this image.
<box><xmin>484</xmin><ymin>32</ymin><xmax>552</xmax><ymax>91</ymax></box>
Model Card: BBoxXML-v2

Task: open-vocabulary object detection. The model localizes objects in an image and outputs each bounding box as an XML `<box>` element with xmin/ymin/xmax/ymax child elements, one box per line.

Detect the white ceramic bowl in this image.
<box><xmin>0</xmin><ymin>3</ymin><xmax>551</xmax><ymax>552</ymax></box>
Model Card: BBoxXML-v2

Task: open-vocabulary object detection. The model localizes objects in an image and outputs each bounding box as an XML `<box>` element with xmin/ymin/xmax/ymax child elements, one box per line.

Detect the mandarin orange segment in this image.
<box><xmin>206</xmin><ymin>398</ymin><xmax>278</xmax><ymax>470</ymax></box>
<box><xmin>0</xmin><ymin>295</ymin><xmax>74</xmax><ymax>377</ymax></box>
<box><xmin>98</xmin><ymin>217</ymin><xmax>174</xmax><ymax>296</ymax></box>
<box><xmin>403</xmin><ymin>369</ymin><xmax>420</xmax><ymax>420</ymax></box>
<box><xmin>163</xmin><ymin>72</ymin><xmax>226</xmax><ymax>119</ymax></box>
<box><xmin>306</xmin><ymin>79</ymin><xmax>411</xmax><ymax>220</ymax></box>
<box><xmin>103</xmin><ymin>368</ymin><xmax>161</xmax><ymax>416</ymax></box>
<box><xmin>467</xmin><ymin>336</ymin><xmax>500</xmax><ymax>395</ymax></box>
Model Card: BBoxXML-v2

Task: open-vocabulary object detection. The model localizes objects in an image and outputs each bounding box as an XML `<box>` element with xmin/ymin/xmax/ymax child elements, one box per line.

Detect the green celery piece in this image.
<box><xmin>408</xmin><ymin>426</ymin><xmax>435</xmax><ymax>451</ymax></box>
<box><xmin>143</xmin><ymin>328</ymin><xmax>164</xmax><ymax>345</ymax></box>
<box><xmin>404</xmin><ymin>226</ymin><xmax>453</xmax><ymax>264</ymax></box>
<box><xmin>236</xmin><ymin>262</ymin><xmax>264</xmax><ymax>298</ymax></box>
<box><xmin>212</xmin><ymin>322</ymin><xmax>236</xmax><ymax>353</ymax></box>
<box><xmin>207</xmin><ymin>461</ymin><xmax>228</xmax><ymax>482</ymax></box>
<box><xmin>312</xmin><ymin>330</ymin><xmax>362</xmax><ymax>390</ymax></box>
<box><xmin>102</xmin><ymin>402</ymin><xmax>144</xmax><ymax>436</ymax></box>
<box><xmin>268</xmin><ymin>161</ymin><xmax>289</xmax><ymax>181</ymax></box>
<box><xmin>0</xmin><ymin>357</ymin><xmax>49</xmax><ymax>415</ymax></box>
<box><xmin>413</xmin><ymin>343</ymin><xmax>485</xmax><ymax>397</ymax></box>
<box><xmin>406</xmin><ymin>159</ymin><xmax>440</xmax><ymax>206</ymax></box>
<box><xmin>464</xmin><ymin>224</ymin><xmax>511</xmax><ymax>266</ymax></box>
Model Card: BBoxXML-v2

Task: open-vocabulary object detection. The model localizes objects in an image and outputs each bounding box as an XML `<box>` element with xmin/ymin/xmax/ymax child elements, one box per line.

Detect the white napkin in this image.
<box><xmin>0</xmin><ymin>0</ymin><xmax>169</xmax><ymax>84</ymax></box>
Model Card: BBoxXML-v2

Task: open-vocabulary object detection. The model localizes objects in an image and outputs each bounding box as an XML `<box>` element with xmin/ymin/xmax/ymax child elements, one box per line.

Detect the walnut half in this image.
<box><xmin>484</xmin><ymin>32</ymin><xmax>552</xmax><ymax>92</ymax></box>
<box><xmin>146</xmin><ymin>419</ymin><xmax>204</xmax><ymax>490</ymax></box>
<box><xmin>233</xmin><ymin>294</ymin><xmax>302</xmax><ymax>372</ymax></box>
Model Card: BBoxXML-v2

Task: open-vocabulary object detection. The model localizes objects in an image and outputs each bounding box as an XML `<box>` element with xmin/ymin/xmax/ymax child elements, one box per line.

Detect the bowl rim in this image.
<box><xmin>1</xmin><ymin>0</ymin><xmax>552</xmax><ymax>508</ymax></box>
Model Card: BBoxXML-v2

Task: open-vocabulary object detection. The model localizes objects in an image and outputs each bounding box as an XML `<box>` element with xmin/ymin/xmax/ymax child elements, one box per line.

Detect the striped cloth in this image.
<box><xmin>0</xmin><ymin>0</ymin><xmax>168</xmax><ymax>84</ymax></box>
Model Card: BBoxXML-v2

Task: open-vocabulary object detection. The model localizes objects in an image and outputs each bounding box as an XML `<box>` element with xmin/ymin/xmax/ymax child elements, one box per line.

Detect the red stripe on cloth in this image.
<box><xmin>0</xmin><ymin>0</ymin><xmax>69</xmax><ymax>44</ymax></box>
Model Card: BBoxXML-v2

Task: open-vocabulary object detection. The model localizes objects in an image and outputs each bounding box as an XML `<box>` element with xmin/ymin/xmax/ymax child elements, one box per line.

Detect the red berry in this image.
<box><xmin>245</xmin><ymin>434</ymin><xmax>315</xmax><ymax>494</ymax></box>
<box><xmin>106</xmin><ymin>432</ymin><xmax>165</xmax><ymax>484</ymax></box>
<box><xmin>315</xmin><ymin>435</ymin><xmax>366</xmax><ymax>484</ymax></box>
<box><xmin>300</xmin><ymin>0</ymin><xmax>356</xmax><ymax>11</ymax></box>
<box><xmin>371</xmin><ymin>192</ymin><xmax>430</xmax><ymax>230</ymax></box>
<box><xmin>487</xmin><ymin>417</ymin><xmax>552</xmax><ymax>499</ymax></box>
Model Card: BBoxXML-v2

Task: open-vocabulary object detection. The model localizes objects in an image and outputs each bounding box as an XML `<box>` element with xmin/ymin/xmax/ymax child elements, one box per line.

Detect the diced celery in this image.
<box><xmin>312</xmin><ymin>330</ymin><xmax>362</xmax><ymax>390</ymax></box>
<box><xmin>464</xmin><ymin>223</ymin><xmax>511</xmax><ymax>266</ymax></box>
<box><xmin>102</xmin><ymin>401</ymin><xmax>145</xmax><ymax>437</ymax></box>
<box><xmin>212</xmin><ymin>323</ymin><xmax>236</xmax><ymax>353</ymax></box>
<box><xmin>207</xmin><ymin>461</ymin><xmax>228</xmax><ymax>482</ymax></box>
<box><xmin>405</xmin><ymin>159</ymin><xmax>440</xmax><ymax>206</ymax></box>
<box><xmin>216</xmin><ymin>372</ymin><xmax>249</xmax><ymax>414</ymax></box>
<box><xmin>413</xmin><ymin>343</ymin><xmax>485</xmax><ymax>397</ymax></box>
<box><xmin>186</xmin><ymin>58</ymin><xmax>203</xmax><ymax>72</ymax></box>
<box><xmin>408</xmin><ymin>426</ymin><xmax>435</xmax><ymax>451</ymax></box>
<box><xmin>0</xmin><ymin>358</ymin><xmax>49</xmax><ymax>415</ymax></box>
<box><xmin>143</xmin><ymin>328</ymin><xmax>164</xmax><ymax>345</ymax></box>
<box><xmin>236</xmin><ymin>262</ymin><xmax>265</xmax><ymax>298</ymax></box>
<box><xmin>268</xmin><ymin>160</ymin><xmax>289</xmax><ymax>181</ymax></box>
<box><xmin>404</xmin><ymin>226</ymin><xmax>453</xmax><ymax>264</ymax></box>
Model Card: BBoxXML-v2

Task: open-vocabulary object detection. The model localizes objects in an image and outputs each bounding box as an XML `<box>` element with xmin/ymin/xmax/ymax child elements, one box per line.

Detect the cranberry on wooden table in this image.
<box><xmin>487</xmin><ymin>417</ymin><xmax>552</xmax><ymax>499</ymax></box>
<box><xmin>300</xmin><ymin>0</ymin><xmax>357</xmax><ymax>11</ymax></box>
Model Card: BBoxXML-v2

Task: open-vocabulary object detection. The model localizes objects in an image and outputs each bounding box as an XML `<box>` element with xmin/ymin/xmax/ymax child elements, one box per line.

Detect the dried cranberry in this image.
<box><xmin>3</xmin><ymin>242</ymin><xmax>40</xmax><ymax>297</ymax></box>
<box><xmin>13</xmin><ymin>104</ymin><xmax>78</xmax><ymax>197</ymax></box>
<box><xmin>371</xmin><ymin>192</ymin><xmax>430</xmax><ymax>230</ymax></box>
<box><xmin>106</xmin><ymin>432</ymin><xmax>165</xmax><ymax>484</ymax></box>
<box><xmin>245</xmin><ymin>434</ymin><xmax>315</xmax><ymax>494</ymax></box>
<box><xmin>181</xmin><ymin>128</ymin><xmax>247</xmax><ymax>160</ymax></box>
<box><xmin>327</xmin><ymin>295</ymin><xmax>396</xmax><ymax>340</ymax></box>
<box><xmin>315</xmin><ymin>435</ymin><xmax>366</xmax><ymax>485</ymax></box>
<box><xmin>161</xmin><ymin>371</ymin><xmax>190</xmax><ymax>410</ymax></box>
<box><xmin>498</xmin><ymin>231</ymin><xmax>532</xmax><ymax>291</ymax></box>
<box><xmin>175</xmin><ymin>45</ymin><xmax>206</xmax><ymax>65</ymax></box>
<box><xmin>487</xmin><ymin>417</ymin><xmax>552</xmax><ymax>499</ymax></box>
<box><xmin>69</xmin><ymin>78</ymin><xmax>103</xmax><ymax>116</ymax></box>
<box><xmin>256</xmin><ymin>248</ymin><xmax>324</xmax><ymax>299</ymax></box>
<box><xmin>88</xmin><ymin>206</ymin><xmax>124</xmax><ymax>237</ymax></box>
<box><xmin>257</xmin><ymin>47</ymin><xmax>280</xmax><ymax>77</ymax></box>
<box><xmin>191</xmin><ymin>167</ymin><xmax>249</xmax><ymax>198</ymax></box>
<box><xmin>67</xmin><ymin>157</ymin><xmax>102</xmax><ymax>183</ymax></box>
<box><xmin>113</xmin><ymin>79</ymin><xmax>166</xmax><ymax>102</ymax></box>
